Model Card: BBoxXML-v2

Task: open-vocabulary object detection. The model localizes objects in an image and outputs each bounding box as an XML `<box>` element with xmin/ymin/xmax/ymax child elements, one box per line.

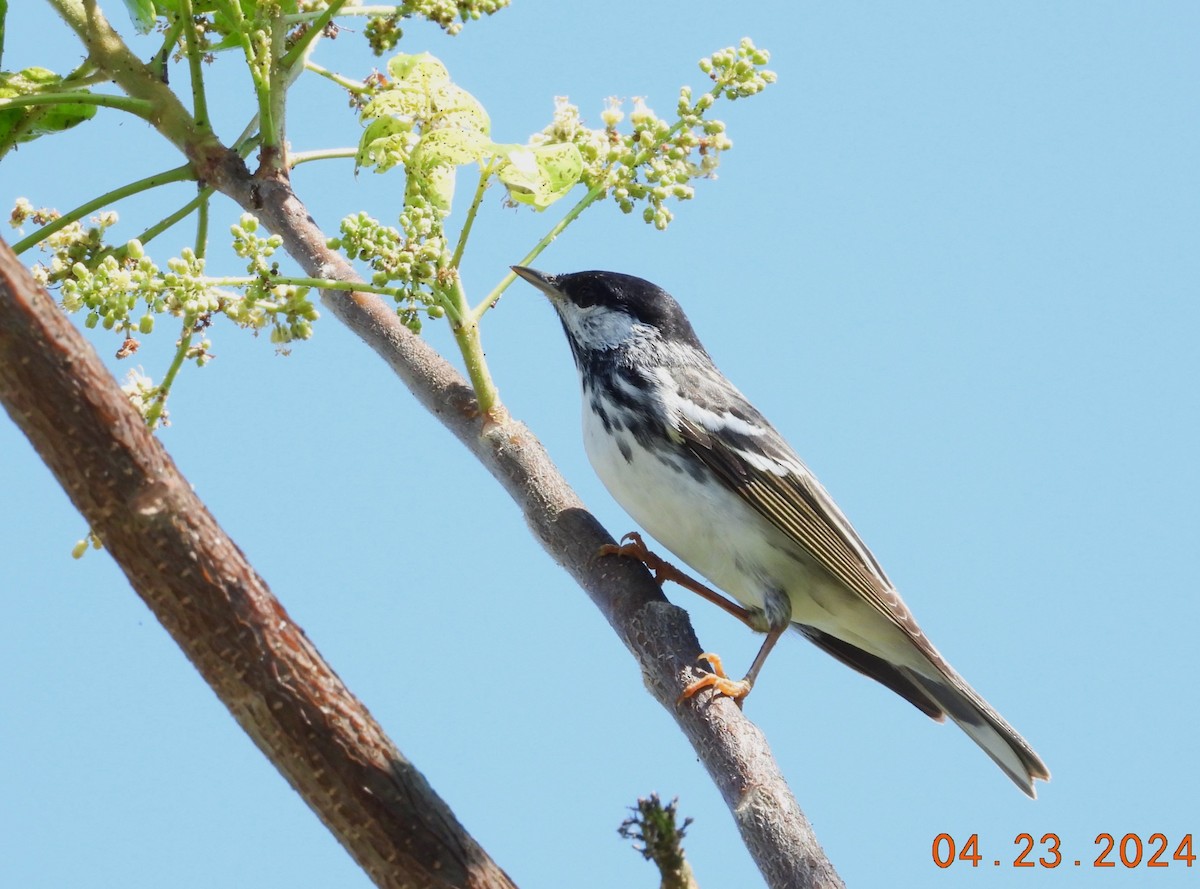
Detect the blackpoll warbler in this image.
<box><xmin>514</xmin><ymin>266</ymin><xmax>1050</xmax><ymax>797</ymax></box>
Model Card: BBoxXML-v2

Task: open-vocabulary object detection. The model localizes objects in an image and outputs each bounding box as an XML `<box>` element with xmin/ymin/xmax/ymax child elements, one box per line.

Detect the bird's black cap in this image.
<box><xmin>511</xmin><ymin>266</ymin><xmax>705</xmax><ymax>349</ymax></box>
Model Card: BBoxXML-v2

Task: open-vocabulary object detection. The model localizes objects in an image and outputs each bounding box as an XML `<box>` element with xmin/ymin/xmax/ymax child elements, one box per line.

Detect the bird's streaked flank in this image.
<box><xmin>514</xmin><ymin>265</ymin><xmax>1050</xmax><ymax>797</ymax></box>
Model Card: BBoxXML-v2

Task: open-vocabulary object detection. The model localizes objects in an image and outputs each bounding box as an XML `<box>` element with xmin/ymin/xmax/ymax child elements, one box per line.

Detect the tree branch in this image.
<box><xmin>0</xmin><ymin>237</ymin><xmax>518</xmax><ymax>889</ymax></box>
<box><xmin>199</xmin><ymin>153</ymin><xmax>844</xmax><ymax>889</ymax></box>
<box><xmin>22</xmin><ymin>6</ymin><xmax>844</xmax><ymax>886</ymax></box>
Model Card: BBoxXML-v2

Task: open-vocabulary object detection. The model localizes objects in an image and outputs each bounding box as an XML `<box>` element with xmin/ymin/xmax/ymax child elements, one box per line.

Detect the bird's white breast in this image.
<box><xmin>581</xmin><ymin>387</ymin><xmax>804</xmax><ymax>622</ymax></box>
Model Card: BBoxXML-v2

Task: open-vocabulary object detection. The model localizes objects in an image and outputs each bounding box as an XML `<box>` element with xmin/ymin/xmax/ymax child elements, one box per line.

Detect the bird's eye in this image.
<box><xmin>572</xmin><ymin>278</ymin><xmax>624</xmax><ymax>310</ymax></box>
<box><xmin>571</xmin><ymin>284</ymin><xmax>600</xmax><ymax>309</ymax></box>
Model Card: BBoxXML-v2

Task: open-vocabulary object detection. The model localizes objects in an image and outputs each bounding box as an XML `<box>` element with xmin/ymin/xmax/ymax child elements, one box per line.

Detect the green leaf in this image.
<box><xmin>121</xmin><ymin>0</ymin><xmax>158</xmax><ymax>34</ymax></box>
<box><xmin>367</xmin><ymin>53</ymin><xmax>490</xmax><ymax>133</ymax></box>
<box><xmin>428</xmin><ymin>82</ymin><xmax>489</xmax><ymax>136</ymax></box>
<box><xmin>366</xmin><ymin>53</ymin><xmax>468</xmax><ymax>127</ymax></box>
<box><xmin>360</xmin><ymin>83</ymin><xmax>431</xmax><ymax>125</ymax></box>
<box><xmin>497</xmin><ymin>143</ymin><xmax>584</xmax><ymax>210</ymax></box>
<box><xmin>360</xmin><ymin>50</ymin><xmax>494</xmax><ymax>216</ymax></box>
<box><xmin>412</xmin><ymin>128</ymin><xmax>490</xmax><ymax>167</ymax></box>
<box><xmin>206</xmin><ymin>32</ymin><xmax>248</xmax><ymax>53</ymax></box>
<box><xmin>355</xmin><ymin>117</ymin><xmax>416</xmax><ymax>174</ymax></box>
<box><xmin>386</xmin><ymin>52</ymin><xmax>451</xmax><ymax>88</ymax></box>
<box><xmin>0</xmin><ymin>68</ymin><xmax>97</xmax><ymax>147</ymax></box>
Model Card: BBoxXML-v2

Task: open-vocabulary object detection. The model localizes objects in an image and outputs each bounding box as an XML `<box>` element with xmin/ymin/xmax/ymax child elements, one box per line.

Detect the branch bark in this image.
<box><xmin>0</xmin><ymin>238</ymin><xmax>518</xmax><ymax>889</ymax></box>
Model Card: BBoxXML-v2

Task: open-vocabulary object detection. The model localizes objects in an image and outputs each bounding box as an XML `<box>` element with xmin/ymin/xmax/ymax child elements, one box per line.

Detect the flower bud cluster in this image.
<box><xmin>528</xmin><ymin>40</ymin><xmax>774</xmax><ymax>231</ymax></box>
<box><xmin>58</xmin><ymin>240</ymin><xmax>196</xmax><ymax>336</ymax></box>
<box><xmin>9</xmin><ymin>197</ymin><xmax>58</xmax><ymax>229</ymax></box>
<box><xmin>228</xmin><ymin>215</ymin><xmax>319</xmax><ymax>344</ymax></box>
<box><xmin>281</xmin><ymin>0</ymin><xmax>508</xmax><ymax>57</ymax></box>
<box><xmin>120</xmin><ymin>368</ymin><xmax>165</xmax><ymax>425</ymax></box>
<box><xmin>330</xmin><ymin>205</ymin><xmax>449</xmax><ymax>333</ymax></box>
<box><xmin>617</xmin><ymin>93</ymin><xmax>730</xmax><ymax>230</ymax></box>
<box><xmin>22</xmin><ymin>209</ymin><xmax>119</xmax><ymax>288</ymax></box>
<box><xmin>699</xmin><ymin>38</ymin><xmax>777</xmax><ymax>100</ymax></box>
<box><xmin>22</xmin><ymin>206</ymin><xmax>319</xmax><ymax>356</ymax></box>
<box><xmin>382</xmin><ymin>0</ymin><xmax>509</xmax><ymax>38</ymax></box>
<box><xmin>364</xmin><ymin>15</ymin><xmax>403</xmax><ymax>56</ymax></box>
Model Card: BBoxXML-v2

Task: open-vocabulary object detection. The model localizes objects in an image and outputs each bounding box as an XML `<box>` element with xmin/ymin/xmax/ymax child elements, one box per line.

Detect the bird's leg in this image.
<box><xmin>678</xmin><ymin>624</ymin><xmax>787</xmax><ymax>707</ymax></box>
<box><xmin>600</xmin><ymin>532</ymin><xmax>757</xmax><ymax>626</ymax></box>
<box><xmin>601</xmin><ymin>532</ymin><xmax>786</xmax><ymax>707</ymax></box>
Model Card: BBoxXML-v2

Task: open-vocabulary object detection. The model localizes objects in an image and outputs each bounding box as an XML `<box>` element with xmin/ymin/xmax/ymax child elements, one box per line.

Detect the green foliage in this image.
<box><xmin>121</xmin><ymin>0</ymin><xmax>158</xmax><ymax>34</ymax></box>
<box><xmin>343</xmin><ymin>41</ymin><xmax>775</xmax><ymax>324</ymax></box>
<box><xmin>355</xmin><ymin>51</ymin><xmax>494</xmax><ymax>214</ymax></box>
<box><xmin>0</xmin><ymin>68</ymin><xmax>97</xmax><ymax>147</ymax></box>
<box><xmin>496</xmin><ymin>143</ymin><xmax>583</xmax><ymax>211</ymax></box>
<box><xmin>355</xmin><ymin>40</ymin><xmax>777</xmax><ymax>227</ymax></box>
<box><xmin>6</xmin><ymin>1</ymin><xmax>774</xmax><ymax>429</ymax></box>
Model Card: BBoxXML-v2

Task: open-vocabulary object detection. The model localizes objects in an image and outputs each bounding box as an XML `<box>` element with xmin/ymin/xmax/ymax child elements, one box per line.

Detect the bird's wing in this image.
<box><xmin>665</xmin><ymin>365</ymin><xmax>937</xmax><ymax>658</ymax></box>
<box><xmin>664</xmin><ymin>365</ymin><xmax>1051</xmax><ymax>793</ymax></box>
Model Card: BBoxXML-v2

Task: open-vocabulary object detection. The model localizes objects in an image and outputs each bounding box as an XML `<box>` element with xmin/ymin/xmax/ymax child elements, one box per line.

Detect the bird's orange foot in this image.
<box><xmin>599</xmin><ymin>531</ymin><xmax>701</xmax><ymax>589</ymax></box>
<box><xmin>597</xmin><ymin>530</ymin><xmax>649</xmax><ymax>560</ymax></box>
<box><xmin>677</xmin><ymin>652</ymin><xmax>752</xmax><ymax>706</ymax></box>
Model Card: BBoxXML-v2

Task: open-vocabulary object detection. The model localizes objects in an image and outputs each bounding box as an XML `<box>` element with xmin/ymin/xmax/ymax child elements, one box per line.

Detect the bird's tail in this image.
<box><xmin>906</xmin><ymin>667</ymin><xmax>1050</xmax><ymax>798</ymax></box>
<box><xmin>797</xmin><ymin>625</ymin><xmax>1049</xmax><ymax>794</ymax></box>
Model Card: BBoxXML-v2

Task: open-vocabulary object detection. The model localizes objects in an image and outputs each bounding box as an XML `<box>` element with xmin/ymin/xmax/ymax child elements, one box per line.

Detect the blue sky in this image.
<box><xmin>3</xmin><ymin>3</ymin><xmax>1198</xmax><ymax>887</ymax></box>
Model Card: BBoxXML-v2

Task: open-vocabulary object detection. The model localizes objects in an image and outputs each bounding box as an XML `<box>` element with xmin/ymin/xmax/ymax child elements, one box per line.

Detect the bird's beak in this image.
<box><xmin>511</xmin><ymin>265</ymin><xmax>563</xmax><ymax>301</ymax></box>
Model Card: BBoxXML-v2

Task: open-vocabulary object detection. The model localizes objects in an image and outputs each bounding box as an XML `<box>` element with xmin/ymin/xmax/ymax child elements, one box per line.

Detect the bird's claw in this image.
<box><xmin>599</xmin><ymin>531</ymin><xmax>691</xmax><ymax>588</ymax></box>
<box><xmin>597</xmin><ymin>530</ymin><xmax>650</xmax><ymax>560</ymax></box>
<box><xmin>677</xmin><ymin>652</ymin><xmax>752</xmax><ymax>707</ymax></box>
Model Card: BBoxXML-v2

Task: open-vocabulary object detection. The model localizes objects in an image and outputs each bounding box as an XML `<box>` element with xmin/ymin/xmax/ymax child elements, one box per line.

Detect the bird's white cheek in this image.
<box><xmin>558</xmin><ymin>305</ymin><xmax>641</xmax><ymax>352</ymax></box>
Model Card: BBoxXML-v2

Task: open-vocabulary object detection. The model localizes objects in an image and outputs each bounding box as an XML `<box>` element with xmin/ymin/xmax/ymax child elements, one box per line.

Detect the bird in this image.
<box><xmin>512</xmin><ymin>265</ymin><xmax>1050</xmax><ymax>797</ymax></box>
